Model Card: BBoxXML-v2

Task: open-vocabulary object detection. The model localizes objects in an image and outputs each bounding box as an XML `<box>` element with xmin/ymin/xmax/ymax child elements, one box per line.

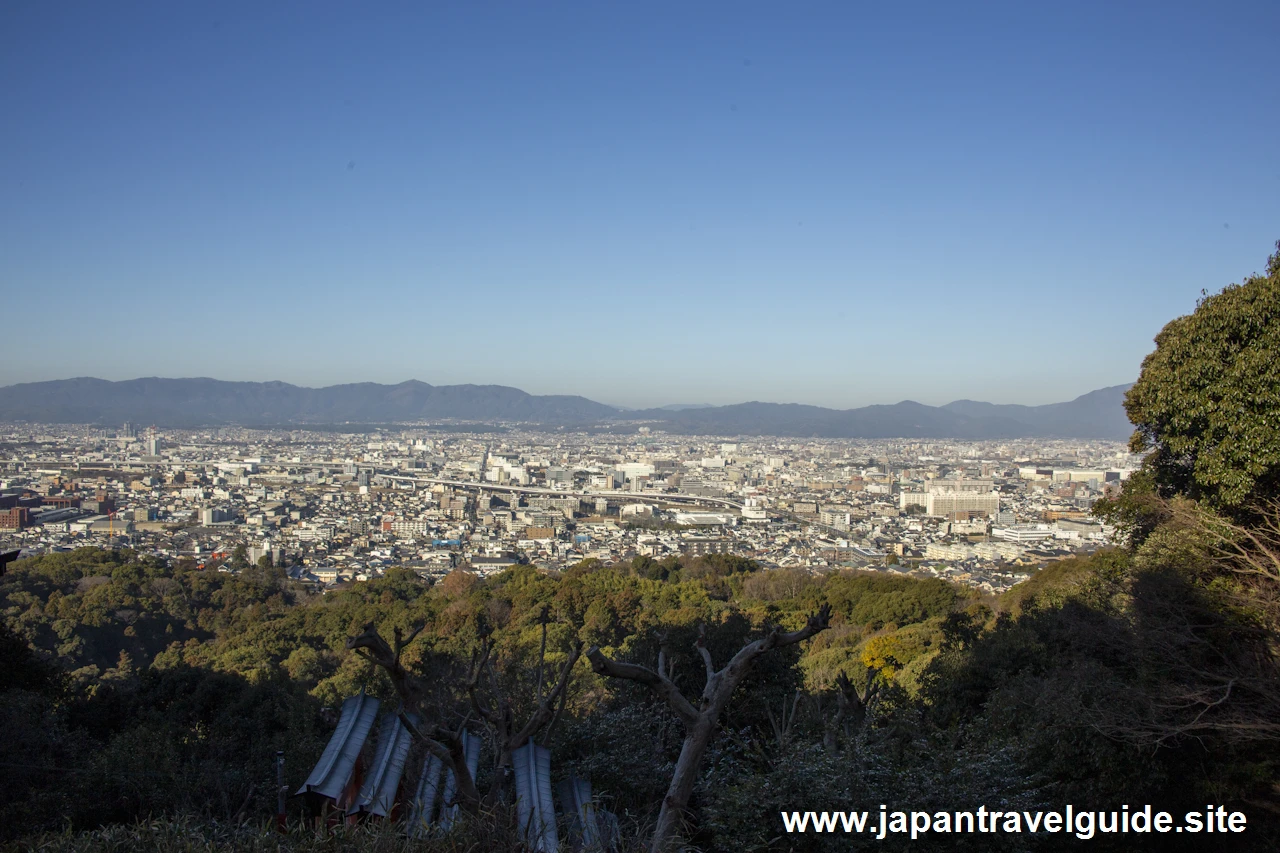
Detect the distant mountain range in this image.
<box><xmin>0</xmin><ymin>377</ymin><xmax>1136</xmax><ymax>439</ymax></box>
<box><xmin>623</xmin><ymin>385</ymin><xmax>1135</xmax><ymax>439</ymax></box>
<box><xmin>0</xmin><ymin>378</ymin><xmax>616</xmax><ymax>427</ymax></box>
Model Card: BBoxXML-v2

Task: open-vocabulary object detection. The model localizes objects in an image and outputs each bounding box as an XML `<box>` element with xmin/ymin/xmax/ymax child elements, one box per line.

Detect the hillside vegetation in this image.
<box><xmin>3</xmin><ymin>538</ymin><xmax>1277</xmax><ymax>852</ymax></box>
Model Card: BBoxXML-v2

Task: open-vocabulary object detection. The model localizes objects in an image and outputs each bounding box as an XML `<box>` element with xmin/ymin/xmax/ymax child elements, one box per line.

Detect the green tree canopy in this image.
<box><xmin>1125</xmin><ymin>240</ymin><xmax>1280</xmax><ymax>516</ymax></box>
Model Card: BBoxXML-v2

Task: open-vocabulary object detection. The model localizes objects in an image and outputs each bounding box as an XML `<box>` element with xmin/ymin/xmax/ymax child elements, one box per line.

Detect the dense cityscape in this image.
<box><xmin>1</xmin><ymin>421</ymin><xmax>1138</xmax><ymax>594</ymax></box>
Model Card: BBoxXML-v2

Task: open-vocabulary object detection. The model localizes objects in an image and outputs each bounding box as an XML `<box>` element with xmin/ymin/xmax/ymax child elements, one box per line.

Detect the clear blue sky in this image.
<box><xmin>2</xmin><ymin>1</ymin><xmax>1277</xmax><ymax>409</ymax></box>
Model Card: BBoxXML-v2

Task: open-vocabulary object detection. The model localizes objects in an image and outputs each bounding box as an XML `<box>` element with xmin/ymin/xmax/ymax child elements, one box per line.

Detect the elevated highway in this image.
<box><xmin>374</xmin><ymin>474</ymin><xmax>743</xmax><ymax>511</ymax></box>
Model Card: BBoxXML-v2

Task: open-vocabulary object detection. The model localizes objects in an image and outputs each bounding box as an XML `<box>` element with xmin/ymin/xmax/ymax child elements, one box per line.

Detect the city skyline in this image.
<box><xmin>3</xmin><ymin>2</ymin><xmax>1279</xmax><ymax>407</ymax></box>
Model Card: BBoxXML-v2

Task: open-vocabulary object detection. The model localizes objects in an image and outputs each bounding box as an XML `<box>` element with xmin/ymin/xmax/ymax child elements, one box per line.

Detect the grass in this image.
<box><xmin>2</xmin><ymin>811</ymin><xmax>590</xmax><ymax>853</ymax></box>
<box><xmin>5</xmin><ymin>810</ymin><xmax>655</xmax><ymax>853</ymax></box>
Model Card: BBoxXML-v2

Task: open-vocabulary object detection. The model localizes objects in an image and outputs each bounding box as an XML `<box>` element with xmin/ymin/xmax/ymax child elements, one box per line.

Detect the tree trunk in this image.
<box><xmin>587</xmin><ymin>605</ymin><xmax>832</xmax><ymax>853</ymax></box>
<box><xmin>652</xmin><ymin>718</ymin><xmax>715</xmax><ymax>853</ymax></box>
<box><xmin>348</xmin><ymin>622</ymin><xmax>580</xmax><ymax>817</ymax></box>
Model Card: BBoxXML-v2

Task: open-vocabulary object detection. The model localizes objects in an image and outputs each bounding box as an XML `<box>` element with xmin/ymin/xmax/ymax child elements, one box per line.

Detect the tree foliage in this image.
<box><xmin>3</xmin><ymin>535</ymin><xmax>1279</xmax><ymax>849</ymax></box>
<box><xmin>1125</xmin><ymin>240</ymin><xmax>1280</xmax><ymax>517</ymax></box>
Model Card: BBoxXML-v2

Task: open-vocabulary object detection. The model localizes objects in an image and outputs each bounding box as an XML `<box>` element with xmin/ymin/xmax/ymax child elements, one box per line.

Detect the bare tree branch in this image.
<box><xmin>345</xmin><ymin>624</ymin><xmax>482</xmax><ymax>813</ymax></box>
<box><xmin>586</xmin><ymin>647</ymin><xmax>700</xmax><ymax>725</ymax></box>
<box><xmin>395</xmin><ymin>623</ymin><xmax>425</xmax><ymax>662</ymax></box>
<box><xmin>656</xmin><ymin>630</ymin><xmax>672</xmax><ymax>681</ymax></box>
<box><xmin>695</xmin><ymin>626</ymin><xmax>716</xmax><ymax>687</ymax></box>
<box><xmin>710</xmin><ymin>604</ymin><xmax>832</xmax><ymax>709</ymax></box>
<box><xmin>347</xmin><ymin>614</ymin><xmax>587</xmax><ymax>818</ymax></box>
<box><xmin>466</xmin><ymin>636</ymin><xmax>499</xmax><ymax>728</ymax></box>
<box><xmin>590</xmin><ymin>607</ymin><xmax>832</xmax><ymax>853</ymax></box>
<box><xmin>397</xmin><ymin>709</ymin><xmax>482</xmax><ymax>807</ymax></box>
<box><xmin>513</xmin><ymin>641</ymin><xmax>583</xmax><ymax>747</ymax></box>
<box><xmin>535</xmin><ymin>614</ymin><xmax>549</xmax><ymax>705</ymax></box>
<box><xmin>775</xmin><ymin>603</ymin><xmax>835</xmax><ymax>648</ymax></box>
<box><xmin>347</xmin><ymin>622</ymin><xmax>428</xmax><ymax>710</ymax></box>
<box><xmin>541</xmin><ymin>671</ymin><xmax>571</xmax><ymax>747</ymax></box>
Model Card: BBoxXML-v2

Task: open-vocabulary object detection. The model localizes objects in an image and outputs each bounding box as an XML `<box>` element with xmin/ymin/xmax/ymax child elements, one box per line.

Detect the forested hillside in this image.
<box><xmin>3</xmin><ymin>543</ymin><xmax>1277</xmax><ymax>851</ymax></box>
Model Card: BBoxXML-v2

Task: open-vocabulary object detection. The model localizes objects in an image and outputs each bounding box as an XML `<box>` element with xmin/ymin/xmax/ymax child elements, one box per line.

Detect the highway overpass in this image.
<box><xmin>374</xmin><ymin>473</ymin><xmax>743</xmax><ymax>511</ymax></box>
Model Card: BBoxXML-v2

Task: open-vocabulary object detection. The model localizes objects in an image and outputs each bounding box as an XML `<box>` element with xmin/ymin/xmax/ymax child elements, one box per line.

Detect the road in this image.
<box><xmin>374</xmin><ymin>474</ymin><xmax>743</xmax><ymax>511</ymax></box>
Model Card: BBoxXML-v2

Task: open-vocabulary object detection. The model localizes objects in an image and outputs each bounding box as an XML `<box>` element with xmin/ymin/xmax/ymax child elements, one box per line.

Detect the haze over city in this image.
<box><xmin>4</xmin><ymin>2</ymin><xmax>1278</xmax><ymax>407</ymax></box>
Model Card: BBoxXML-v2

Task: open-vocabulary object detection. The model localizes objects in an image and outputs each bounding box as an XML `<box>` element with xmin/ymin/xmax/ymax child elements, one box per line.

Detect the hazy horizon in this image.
<box><xmin>3</xmin><ymin>2</ymin><xmax>1277</xmax><ymax>406</ymax></box>
<box><xmin>0</xmin><ymin>373</ymin><xmax>1134</xmax><ymax>412</ymax></box>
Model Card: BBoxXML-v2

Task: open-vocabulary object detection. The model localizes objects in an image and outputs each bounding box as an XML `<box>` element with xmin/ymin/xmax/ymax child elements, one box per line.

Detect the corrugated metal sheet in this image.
<box><xmin>438</xmin><ymin>731</ymin><xmax>481</xmax><ymax>831</ymax></box>
<box><xmin>296</xmin><ymin>691</ymin><xmax>380</xmax><ymax>801</ymax></box>
<box><xmin>410</xmin><ymin>731</ymin><xmax>482</xmax><ymax>836</ymax></box>
<box><xmin>596</xmin><ymin>809</ymin><xmax>620</xmax><ymax>852</ymax></box>
<box><xmin>349</xmin><ymin>712</ymin><xmax>419</xmax><ymax>817</ymax></box>
<box><xmin>557</xmin><ymin>776</ymin><xmax>601</xmax><ymax>851</ymax></box>
<box><xmin>513</xmin><ymin>741</ymin><xmax>558</xmax><ymax>852</ymax></box>
<box><xmin>409</xmin><ymin>754</ymin><xmax>444</xmax><ymax>838</ymax></box>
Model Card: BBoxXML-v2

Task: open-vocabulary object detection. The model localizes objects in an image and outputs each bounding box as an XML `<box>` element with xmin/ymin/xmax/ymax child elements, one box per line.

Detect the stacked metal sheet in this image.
<box><xmin>295</xmin><ymin>691</ymin><xmax>380</xmax><ymax>803</ymax></box>
<box><xmin>557</xmin><ymin>776</ymin><xmax>620</xmax><ymax>852</ymax></box>
<box><xmin>558</xmin><ymin>776</ymin><xmax>599</xmax><ymax>851</ymax></box>
<box><xmin>300</xmin><ymin>705</ymin><xmax>620</xmax><ymax>851</ymax></box>
<box><xmin>349</xmin><ymin>711</ymin><xmax>419</xmax><ymax>817</ymax></box>
<box><xmin>513</xmin><ymin>740</ymin><xmax>558</xmax><ymax>852</ymax></box>
<box><xmin>408</xmin><ymin>730</ymin><xmax>481</xmax><ymax>837</ymax></box>
<box><xmin>409</xmin><ymin>753</ymin><xmax>445</xmax><ymax>838</ymax></box>
<box><xmin>439</xmin><ymin>731</ymin><xmax>482</xmax><ymax>830</ymax></box>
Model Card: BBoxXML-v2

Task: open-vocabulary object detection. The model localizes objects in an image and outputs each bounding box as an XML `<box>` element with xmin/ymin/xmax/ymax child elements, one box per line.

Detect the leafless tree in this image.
<box><xmin>1174</xmin><ymin>497</ymin><xmax>1280</xmax><ymax>590</ymax></box>
<box><xmin>822</xmin><ymin>667</ymin><xmax>881</xmax><ymax>753</ymax></box>
<box><xmin>465</xmin><ymin>612</ymin><xmax>583</xmax><ymax>806</ymax></box>
<box><xmin>763</xmin><ymin>688</ymin><xmax>804</xmax><ymax>751</ymax></box>
<box><xmin>587</xmin><ymin>604</ymin><xmax>832</xmax><ymax>853</ymax></box>
<box><xmin>1087</xmin><ymin>498</ymin><xmax>1280</xmax><ymax>746</ymax></box>
<box><xmin>347</xmin><ymin>616</ymin><xmax>582</xmax><ymax>814</ymax></box>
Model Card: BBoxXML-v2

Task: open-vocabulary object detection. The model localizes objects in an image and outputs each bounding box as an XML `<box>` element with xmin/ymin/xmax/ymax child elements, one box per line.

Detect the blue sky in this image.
<box><xmin>2</xmin><ymin>1</ymin><xmax>1277</xmax><ymax>409</ymax></box>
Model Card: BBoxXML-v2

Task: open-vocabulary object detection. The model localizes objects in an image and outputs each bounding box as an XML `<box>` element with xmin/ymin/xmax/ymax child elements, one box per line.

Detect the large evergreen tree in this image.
<box><xmin>1125</xmin><ymin>240</ymin><xmax>1280</xmax><ymax>516</ymax></box>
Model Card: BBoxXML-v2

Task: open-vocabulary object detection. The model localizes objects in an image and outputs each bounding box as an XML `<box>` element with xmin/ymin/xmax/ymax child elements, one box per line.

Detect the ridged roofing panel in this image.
<box><xmin>513</xmin><ymin>741</ymin><xmax>559</xmax><ymax>852</ymax></box>
<box><xmin>350</xmin><ymin>711</ymin><xmax>418</xmax><ymax>817</ymax></box>
<box><xmin>296</xmin><ymin>692</ymin><xmax>380</xmax><ymax>800</ymax></box>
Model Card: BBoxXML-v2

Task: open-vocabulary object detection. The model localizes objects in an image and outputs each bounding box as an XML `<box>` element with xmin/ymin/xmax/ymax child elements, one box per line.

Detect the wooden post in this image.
<box><xmin>276</xmin><ymin>750</ymin><xmax>286</xmax><ymax>832</ymax></box>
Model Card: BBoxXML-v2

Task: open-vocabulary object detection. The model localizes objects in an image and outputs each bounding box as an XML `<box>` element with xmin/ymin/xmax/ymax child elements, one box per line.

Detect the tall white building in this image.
<box><xmin>899</xmin><ymin>491</ymin><xmax>928</xmax><ymax>510</ymax></box>
<box><xmin>922</xmin><ymin>478</ymin><xmax>999</xmax><ymax>516</ymax></box>
<box><xmin>927</xmin><ymin>492</ymin><xmax>1000</xmax><ymax>516</ymax></box>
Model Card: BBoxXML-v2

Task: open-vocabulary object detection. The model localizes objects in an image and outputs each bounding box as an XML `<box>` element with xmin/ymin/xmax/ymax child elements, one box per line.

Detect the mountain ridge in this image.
<box><xmin>0</xmin><ymin>377</ymin><xmax>1135</xmax><ymax>439</ymax></box>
